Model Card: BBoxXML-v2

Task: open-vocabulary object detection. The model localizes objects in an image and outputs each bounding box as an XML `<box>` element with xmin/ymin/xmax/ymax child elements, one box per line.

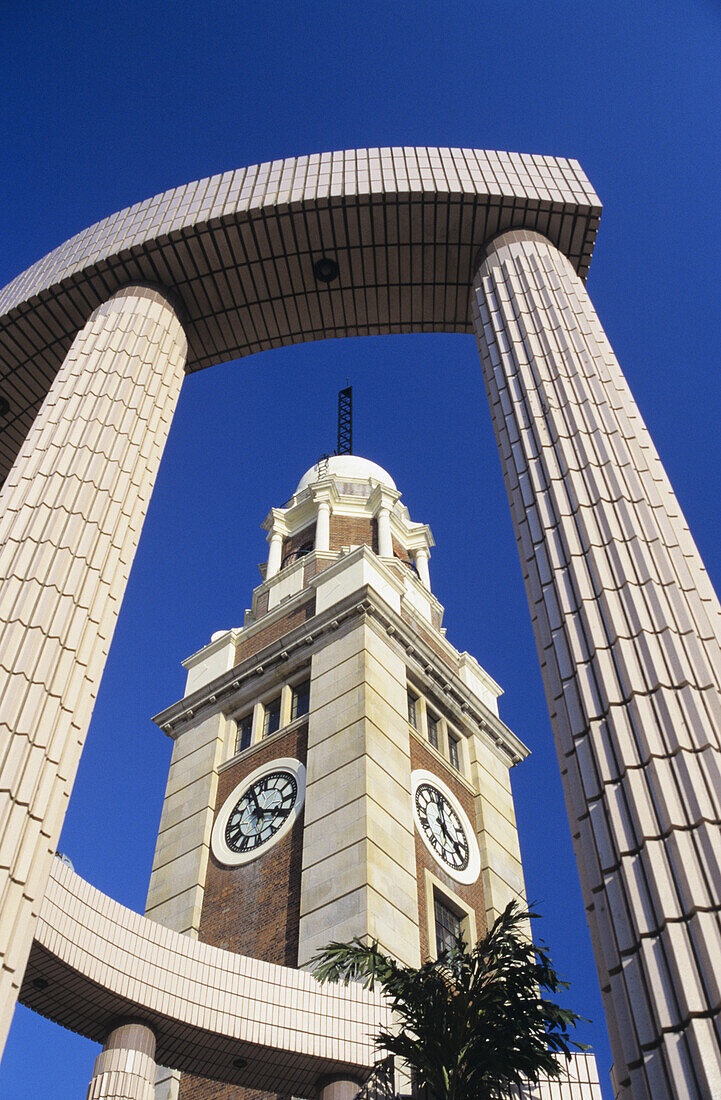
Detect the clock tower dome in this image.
<box><xmin>146</xmin><ymin>455</ymin><xmax>529</xmax><ymax>1100</ymax></box>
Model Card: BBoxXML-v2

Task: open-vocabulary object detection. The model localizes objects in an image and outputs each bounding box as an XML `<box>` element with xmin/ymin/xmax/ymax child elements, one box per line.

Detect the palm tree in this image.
<box><xmin>311</xmin><ymin>900</ymin><xmax>585</xmax><ymax>1100</ymax></box>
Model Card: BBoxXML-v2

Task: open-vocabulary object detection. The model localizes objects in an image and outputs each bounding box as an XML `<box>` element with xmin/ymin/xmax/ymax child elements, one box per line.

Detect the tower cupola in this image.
<box><xmin>261</xmin><ymin>454</ymin><xmax>434</xmax><ymax>592</ymax></box>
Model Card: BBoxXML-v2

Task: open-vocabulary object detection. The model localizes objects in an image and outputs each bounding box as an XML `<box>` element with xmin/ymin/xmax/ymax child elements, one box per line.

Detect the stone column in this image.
<box><xmin>414</xmin><ymin>547</ymin><xmax>431</xmax><ymax>590</ymax></box>
<box><xmin>471</xmin><ymin>230</ymin><xmax>721</xmax><ymax>1100</ymax></box>
<box><xmin>267</xmin><ymin>528</ymin><xmax>284</xmax><ymax>578</ymax></box>
<box><xmin>376</xmin><ymin>505</ymin><xmax>393</xmax><ymax>558</ymax></box>
<box><xmin>315</xmin><ymin>500</ymin><xmax>331</xmax><ymax>551</ymax></box>
<box><xmin>86</xmin><ymin>1021</ymin><xmax>156</xmax><ymax>1099</ymax></box>
<box><xmin>0</xmin><ymin>286</ymin><xmax>187</xmax><ymax>1053</ymax></box>
<box><xmin>369</xmin><ymin>484</ymin><xmax>401</xmax><ymax>560</ymax></box>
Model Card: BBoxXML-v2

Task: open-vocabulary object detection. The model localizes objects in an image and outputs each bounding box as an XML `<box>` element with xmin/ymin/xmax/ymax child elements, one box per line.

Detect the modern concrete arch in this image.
<box><xmin>0</xmin><ymin>147</ymin><xmax>600</xmax><ymax>485</ymax></box>
<box><xmin>0</xmin><ymin>147</ymin><xmax>719</xmax><ymax>1100</ymax></box>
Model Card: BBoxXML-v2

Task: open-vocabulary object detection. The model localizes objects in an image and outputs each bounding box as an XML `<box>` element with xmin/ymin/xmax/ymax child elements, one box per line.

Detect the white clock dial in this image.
<box><xmin>415</xmin><ymin>783</ymin><xmax>470</xmax><ymax>872</ymax></box>
<box><xmin>212</xmin><ymin>757</ymin><xmax>306</xmax><ymax>866</ymax></box>
<box><xmin>411</xmin><ymin>769</ymin><xmax>481</xmax><ymax>885</ymax></box>
<box><xmin>225</xmin><ymin>770</ymin><xmax>297</xmax><ymax>853</ymax></box>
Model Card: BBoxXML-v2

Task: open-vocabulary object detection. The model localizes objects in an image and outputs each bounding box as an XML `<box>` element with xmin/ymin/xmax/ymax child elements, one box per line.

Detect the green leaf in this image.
<box><xmin>312</xmin><ymin>901</ymin><xmax>587</xmax><ymax>1100</ymax></box>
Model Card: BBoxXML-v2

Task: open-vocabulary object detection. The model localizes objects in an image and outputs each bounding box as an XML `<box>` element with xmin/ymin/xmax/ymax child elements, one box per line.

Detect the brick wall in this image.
<box><xmin>401</xmin><ymin>608</ymin><xmax>458</xmax><ymax>671</ymax></box>
<box><xmin>409</xmin><ymin>736</ymin><xmax>487</xmax><ymax>961</ymax></box>
<box><xmin>329</xmin><ymin>514</ymin><xmax>377</xmax><ymax>552</ymax></box>
<box><xmin>235</xmin><ymin>599</ymin><xmax>315</xmax><ymax>664</ymax></box>
<box><xmin>391</xmin><ymin>536</ymin><xmax>411</xmax><ymax>564</ymax></box>
<box><xmin>178</xmin><ymin>723</ymin><xmax>308</xmax><ymax>1100</ymax></box>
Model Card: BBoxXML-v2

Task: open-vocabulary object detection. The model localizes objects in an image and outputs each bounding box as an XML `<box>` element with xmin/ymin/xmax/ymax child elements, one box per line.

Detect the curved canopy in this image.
<box><xmin>22</xmin><ymin>860</ymin><xmax>389</xmax><ymax>1092</ymax></box>
<box><xmin>0</xmin><ymin>147</ymin><xmax>600</xmax><ymax>485</ymax></box>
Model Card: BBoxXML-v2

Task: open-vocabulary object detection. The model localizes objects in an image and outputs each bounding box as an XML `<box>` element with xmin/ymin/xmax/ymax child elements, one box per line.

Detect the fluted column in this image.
<box><xmin>86</xmin><ymin>1021</ymin><xmax>156</xmax><ymax>1099</ymax></box>
<box><xmin>0</xmin><ymin>286</ymin><xmax>187</xmax><ymax>1052</ymax></box>
<box><xmin>472</xmin><ymin>229</ymin><xmax>721</xmax><ymax>1100</ymax></box>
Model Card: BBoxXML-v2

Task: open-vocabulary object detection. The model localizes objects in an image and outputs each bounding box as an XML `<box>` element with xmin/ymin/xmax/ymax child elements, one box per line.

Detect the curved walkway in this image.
<box><xmin>21</xmin><ymin>859</ymin><xmax>390</xmax><ymax>1095</ymax></box>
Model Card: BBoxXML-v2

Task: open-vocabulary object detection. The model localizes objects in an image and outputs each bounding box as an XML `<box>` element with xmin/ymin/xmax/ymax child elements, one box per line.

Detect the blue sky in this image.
<box><xmin>1</xmin><ymin>2</ymin><xmax>721</xmax><ymax>1096</ymax></box>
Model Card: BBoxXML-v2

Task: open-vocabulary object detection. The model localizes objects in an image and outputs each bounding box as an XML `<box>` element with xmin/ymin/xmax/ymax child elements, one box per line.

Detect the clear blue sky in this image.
<box><xmin>1</xmin><ymin>2</ymin><xmax>720</xmax><ymax>1096</ymax></box>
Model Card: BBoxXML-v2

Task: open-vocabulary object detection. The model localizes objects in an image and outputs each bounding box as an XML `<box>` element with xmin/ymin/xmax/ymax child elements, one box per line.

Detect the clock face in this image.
<box><xmin>415</xmin><ymin>782</ymin><xmax>469</xmax><ymax>872</ymax></box>
<box><xmin>411</xmin><ymin>769</ymin><xmax>481</xmax><ymax>885</ymax></box>
<box><xmin>225</xmin><ymin>770</ymin><xmax>298</xmax><ymax>854</ymax></box>
<box><xmin>212</xmin><ymin>757</ymin><xmax>306</xmax><ymax>866</ymax></box>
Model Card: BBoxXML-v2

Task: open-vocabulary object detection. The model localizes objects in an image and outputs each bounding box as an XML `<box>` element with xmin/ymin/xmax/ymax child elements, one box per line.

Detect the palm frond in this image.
<box><xmin>313</xmin><ymin>901</ymin><xmax>587</xmax><ymax>1100</ymax></box>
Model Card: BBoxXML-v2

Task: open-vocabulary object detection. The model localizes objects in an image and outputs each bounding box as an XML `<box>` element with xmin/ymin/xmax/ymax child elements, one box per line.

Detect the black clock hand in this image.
<box><xmin>436</xmin><ymin>795</ymin><xmax>450</xmax><ymax>836</ymax></box>
<box><xmin>258</xmin><ymin>797</ymin><xmax>291</xmax><ymax>817</ymax></box>
<box><xmin>262</xmin><ymin>805</ymin><xmax>290</xmax><ymax>818</ymax></box>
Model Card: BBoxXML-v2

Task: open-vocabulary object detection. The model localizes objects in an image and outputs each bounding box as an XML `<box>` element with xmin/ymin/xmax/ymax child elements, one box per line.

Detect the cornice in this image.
<box><xmin>155</xmin><ymin>577</ymin><xmax>528</xmax><ymax>768</ymax></box>
<box><xmin>307</xmin><ymin>543</ymin><xmax>406</xmax><ymax>599</ymax></box>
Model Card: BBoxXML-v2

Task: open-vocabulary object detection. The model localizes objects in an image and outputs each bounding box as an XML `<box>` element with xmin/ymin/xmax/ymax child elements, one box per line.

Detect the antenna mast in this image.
<box><xmin>337</xmin><ymin>386</ymin><xmax>352</xmax><ymax>455</ymax></box>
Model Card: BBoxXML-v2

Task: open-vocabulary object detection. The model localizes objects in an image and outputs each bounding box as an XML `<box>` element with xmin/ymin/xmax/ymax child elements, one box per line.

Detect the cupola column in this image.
<box><xmin>266</xmin><ymin>528</ymin><xmax>284</xmax><ymax>578</ymax></box>
<box><xmin>315</xmin><ymin>500</ymin><xmax>331</xmax><ymax>551</ymax></box>
<box><xmin>376</xmin><ymin>504</ymin><xmax>393</xmax><ymax>558</ymax></box>
<box><xmin>311</xmin><ymin>485</ymin><xmax>336</xmax><ymax>552</ymax></box>
<box><xmin>368</xmin><ymin>483</ymin><xmax>401</xmax><ymax>560</ymax></box>
<box><xmin>414</xmin><ymin>546</ymin><xmax>431</xmax><ymax>590</ymax></box>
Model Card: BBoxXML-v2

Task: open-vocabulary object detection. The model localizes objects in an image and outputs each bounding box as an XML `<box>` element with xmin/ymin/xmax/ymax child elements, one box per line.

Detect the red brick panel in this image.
<box><xmin>329</xmin><ymin>514</ymin><xmax>377</xmax><ymax>552</ymax></box>
<box><xmin>199</xmin><ymin>723</ymin><xmax>308</xmax><ymax>964</ymax></box>
<box><xmin>281</xmin><ymin>525</ymin><xmax>316</xmax><ymax>567</ymax></box>
<box><xmin>235</xmin><ymin>600</ymin><xmax>315</xmax><ymax>663</ymax></box>
<box><xmin>400</xmin><ymin>610</ymin><xmax>458</xmax><ymax>671</ymax></box>
<box><xmin>179</xmin><ymin>725</ymin><xmax>309</xmax><ymax>1100</ymax></box>
<box><xmin>391</xmin><ymin>536</ymin><xmax>410</xmax><ymax>564</ymax></box>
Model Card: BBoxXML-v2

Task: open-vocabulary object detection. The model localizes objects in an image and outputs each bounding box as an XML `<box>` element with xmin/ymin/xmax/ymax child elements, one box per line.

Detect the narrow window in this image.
<box><xmin>263</xmin><ymin>696</ymin><xmax>281</xmax><ymax>737</ymax></box>
<box><xmin>448</xmin><ymin>732</ymin><xmax>460</xmax><ymax>771</ymax></box>
<box><xmin>407</xmin><ymin>689</ymin><xmax>418</xmax><ymax>729</ymax></box>
<box><xmin>434</xmin><ymin>893</ymin><xmax>463</xmax><ymax>956</ymax></box>
<box><xmin>427</xmin><ymin>711</ymin><xmax>439</xmax><ymax>750</ymax></box>
<box><xmin>291</xmin><ymin>679</ymin><xmax>310</xmax><ymax>720</ymax></box>
<box><xmin>235</xmin><ymin>713</ymin><xmax>253</xmax><ymax>755</ymax></box>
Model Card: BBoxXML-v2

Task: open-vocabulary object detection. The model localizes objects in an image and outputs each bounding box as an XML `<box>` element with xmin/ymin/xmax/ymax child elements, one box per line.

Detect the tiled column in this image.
<box><xmin>0</xmin><ymin>286</ymin><xmax>187</xmax><ymax>1053</ymax></box>
<box><xmin>317</xmin><ymin>1075</ymin><xmax>363</xmax><ymax>1100</ymax></box>
<box><xmin>472</xmin><ymin>230</ymin><xmax>721</xmax><ymax>1100</ymax></box>
<box><xmin>86</xmin><ymin>1021</ymin><xmax>156</xmax><ymax>1100</ymax></box>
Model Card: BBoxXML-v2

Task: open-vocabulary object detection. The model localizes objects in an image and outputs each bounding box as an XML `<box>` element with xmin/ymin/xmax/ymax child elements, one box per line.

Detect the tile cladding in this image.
<box><xmin>22</xmin><ymin>859</ymin><xmax>390</xmax><ymax>1095</ymax></box>
<box><xmin>0</xmin><ymin>148</ymin><xmax>601</xmax><ymax>487</ymax></box>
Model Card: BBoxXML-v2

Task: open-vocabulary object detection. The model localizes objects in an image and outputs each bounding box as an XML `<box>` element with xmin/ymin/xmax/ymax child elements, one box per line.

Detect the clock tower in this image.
<box><xmin>146</xmin><ymin>453</ymin><xmax>529</xmax><ymax>1099</ymax></box>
